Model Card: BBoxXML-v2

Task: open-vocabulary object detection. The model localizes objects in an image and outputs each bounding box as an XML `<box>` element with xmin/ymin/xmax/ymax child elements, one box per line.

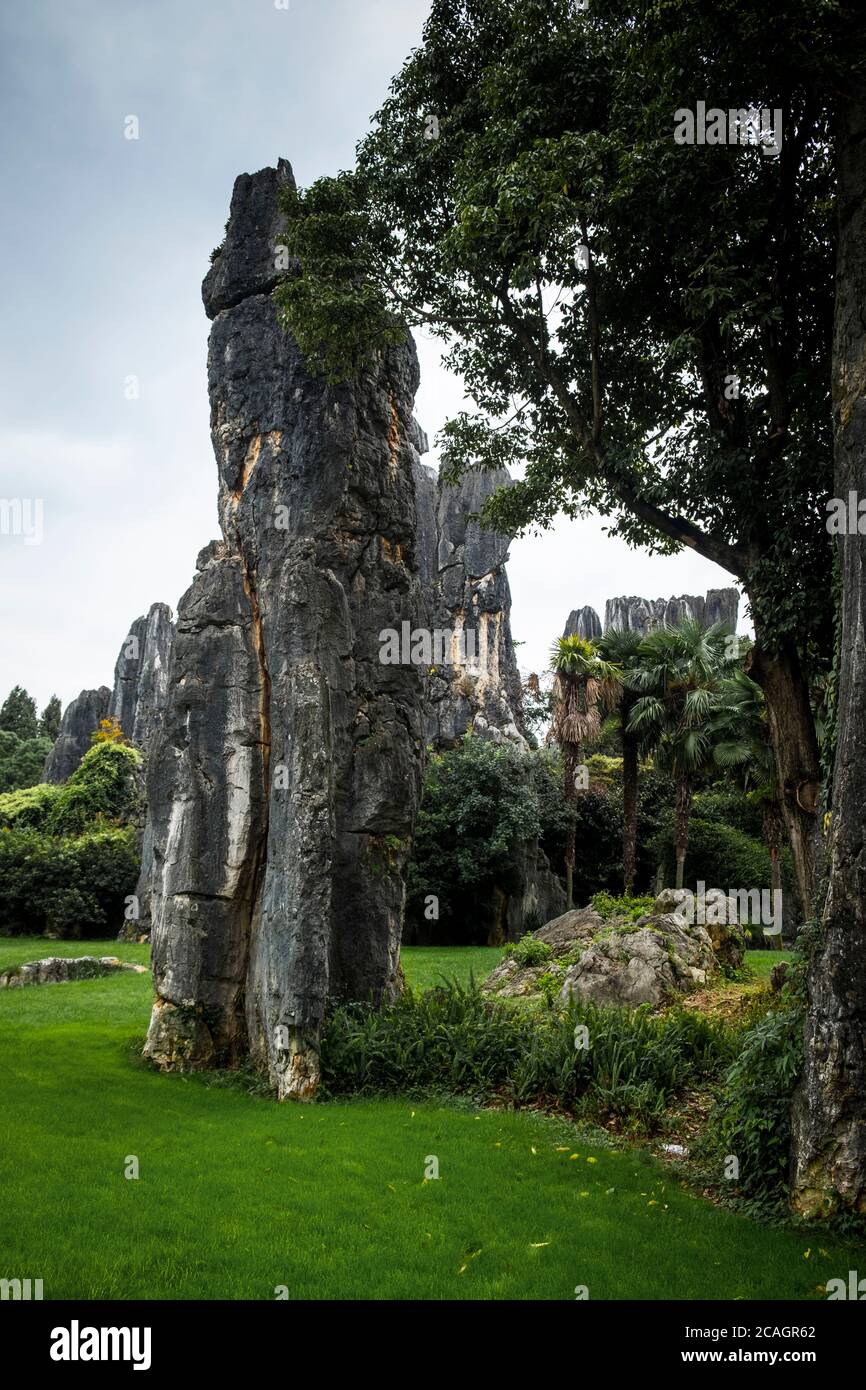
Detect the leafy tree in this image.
<box><xmin>38</xmin><ymin>695</ymin><xmax>62</xmax><ymax>741</ymax></box>
<box><xmin>596</xmin><ymin>627</ymin><xmax>644</xmax><ymax>892</ymax></box>
<box><xmin>628</xmin><ymin>620</ymin><xmax>737</xmax><ymax>887</ymax></box>
<box><xmin>548</xmin><ymin>635</ymin><xmax>620</xmax><ymax>904</ymax></box>
<box><xmin>710</xmin><ymin>668</ymin><xmax>785</xmax><ymax>944</ymax></box>
<box><xmin>0</xmin><ymin>730</ymin><xmax>53</xmax><ymax>794</ymax></box>
<box><xmin>406</xmin><ymin>735</ymin><xmax>566</xmax><ymax>941</ymax></box>
<box><xmin>0</xmin><ymin>686</ymin><xmax>38</xmax><ymax>741</ymax></box>
<box><xmin>0</xmin><ymin>826</ymin><xmax>139</xmax><ymax>939</ymax></box>
<box><xmin>90</xmin><ymin>716</ymin><xmax>126</xmax><ymax>746</ymax></box>
<box><xmin>274</xmin><ymin>0</ymin><xmax>860</xmax><ymax>920</ymax></box>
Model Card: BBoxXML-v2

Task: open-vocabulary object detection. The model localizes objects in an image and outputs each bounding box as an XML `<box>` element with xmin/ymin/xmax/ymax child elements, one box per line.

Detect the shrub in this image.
<box><xmin>505</xmin><ymin>933</ymin><xmax>552</xmax><ymax>966</ymax></box>
<box><xmin>46</xmin><ymin>741</ymin><xmax>142</xmax><ymax>836</ymax></box>
<box><xmin>0</xmin><ymin>826</ymin><xmax>139</xmax><ymax>938</ymax></box>
<box><xmin>405</xmin><ymin>738</ymin><xmax>567</xmax><ymax>942</ymax></box>
<box><xmin>692</xmin><ymin>786</ymin><xmax>764</xmax><ymax>840</ymax></box>
<box><xmin>655</xmin><ymin>816</ymin><xmax>796</xmax><ymax>927</ymax></box>
<box><xmin>320</xmin><ymin>982</ymin><xmax>733</xmax><ymax>1130</ymax></box>
<box><xmin>0</xmin><ymin>782</ymin><xmax>63</xmax><ymax>831</ymax></box>
<box><xmin>697</xmin><ymin>1007</ymin><xmax>804</xmax><ymax>1207</ymax></box>
<box><xmin>591</xmin><ymin>890</ymin><xmax>656</xmax><ymax>921</ymax></box>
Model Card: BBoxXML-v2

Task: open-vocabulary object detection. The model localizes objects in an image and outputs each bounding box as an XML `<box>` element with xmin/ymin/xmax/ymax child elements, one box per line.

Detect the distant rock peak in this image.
<box><xmin>563</xmin><ymin>586</ymin><xmax>740</xmax><ymax>640</ymax></box>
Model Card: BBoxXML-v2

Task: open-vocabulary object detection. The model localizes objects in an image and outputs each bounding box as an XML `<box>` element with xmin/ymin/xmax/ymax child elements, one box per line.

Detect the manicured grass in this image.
<box><xmin>1</xmin><ymin>938</ymin><xmax>863</xmax><ymax>1299</ymax></box>
<box><xmin>0</xmin><ymin>937</ymin><xmax>497</xmax><ymax>988</ymax></box>
<box><xmin>0</xmin><ymin>935</ymin><xmax>151</xmax><ymax>973</ymax></box>
<box><xmin>745</xmin><ymin>949</ymin><xmax>793</xmax><ymax>980</ymax></box>
<box><xmin>401</xmin><ymin>945</ymin><xmax>504</xmax><ymax>991</ymax></box>
<box><xmin>0</xmin><ymin>937</ymin><xmax>784</xmax><ymax>990</ymax></box>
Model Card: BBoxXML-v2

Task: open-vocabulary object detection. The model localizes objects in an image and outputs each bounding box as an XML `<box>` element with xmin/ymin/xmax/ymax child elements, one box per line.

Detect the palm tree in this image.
<box><xmin>596</xmin><ymin>628</ymin><xmax>644</xmax><ymax>894</ymax></box>
<box><xmin>710</xmin><ymin>667</ymin><xmax>785</xmax><ymax>947</ymax></box>
<box><xmin>627</xmin><ymin>619</ymin><xmax>737</xmax><ymax>889</ymax></box>
<box><xmin>548</xmin><ymin>635</ymin><xmax>622</xmax><ymax>907</ymax></box>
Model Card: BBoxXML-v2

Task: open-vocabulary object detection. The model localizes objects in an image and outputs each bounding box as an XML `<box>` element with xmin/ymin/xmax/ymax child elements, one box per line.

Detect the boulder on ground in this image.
<box><xmin>482</xmin><ymin>901</ymin><xmax>720</xmax><ymax>1008</ymax></box>
<box><xmin>649</xmin><ymin>888</ymin><xmax>746</xmax><ymax>970</ymax></box>
<box><xmin>559</xmin><ymin>913</ymin><xmax>716</xmax><ymax>1008</ymax></box>
<box><xmin>0</xmin><ymin>956</ymin><xmax>148</xmax><ymax>988</ymax></box>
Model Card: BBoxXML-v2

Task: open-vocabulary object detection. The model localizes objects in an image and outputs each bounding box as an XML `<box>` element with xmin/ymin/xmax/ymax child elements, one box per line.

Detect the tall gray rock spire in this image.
<box><xmin>42</xmin><ymin>687</ymin><xmax>111</xmax><ymax>783</ymax></box>
<box><xmin>564</xmin><ymin>606</ymin><xmax>602</xmax><ymax>641</ymax></box>
<box><xmin>414</xmin><ymin>459</ymin><xmax>525</xmax><ymax>747</ymax></box>
<box><xmin>108</xmin><ymin>602</ymin><xmax>175</xmax><ymax>749</ymax></box>
<box><xmin>142</xmin><ymin>160</ymin><xmax>427</xmax><ymax>1099</ymax></box>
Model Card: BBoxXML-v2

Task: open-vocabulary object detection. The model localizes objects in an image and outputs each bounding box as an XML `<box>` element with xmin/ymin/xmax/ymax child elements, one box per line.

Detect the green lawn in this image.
<box><xmin>744</xmin><ymin>948</ymin><xmax>793</xmax><ymax>979</ymax></box>
<box><xmin>0</xmin><ymin>937</ymin><xmax>787</xmax><ymax>990</ymax></box>
<box><xmin>402</xmin><ymin>944</ymin><xmax>504</xmax><ymax>991</ymax></box>
<box><xmin>0</xmin><ymin>938</ymin><xmax>857</xmax><ymax>1300</ymax></box>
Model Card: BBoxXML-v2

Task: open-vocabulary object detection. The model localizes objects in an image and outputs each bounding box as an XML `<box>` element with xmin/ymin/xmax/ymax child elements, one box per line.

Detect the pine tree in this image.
<box><xmin>0</xmin><ymin>686</ymin><xmax>38</xmax><ymax>741</ymax></box>
<box><xmin>38</xmin><ymin>695</ymin><xmax>62</xmax><ymax>741</ymax></box>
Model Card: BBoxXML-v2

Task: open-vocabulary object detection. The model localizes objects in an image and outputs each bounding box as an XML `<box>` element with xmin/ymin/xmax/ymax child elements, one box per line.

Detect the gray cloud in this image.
<box><xmin>0</xmin><ymin>0</ymin><xmax>739</xmax><ymax>712</ymax></box>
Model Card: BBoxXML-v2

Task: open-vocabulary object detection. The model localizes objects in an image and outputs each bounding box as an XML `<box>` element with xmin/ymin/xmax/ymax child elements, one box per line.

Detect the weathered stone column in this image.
<box><xmin>143</xmin><ymin>160</ymin><xmax>426</xmax><ymax>1097</ymax></box>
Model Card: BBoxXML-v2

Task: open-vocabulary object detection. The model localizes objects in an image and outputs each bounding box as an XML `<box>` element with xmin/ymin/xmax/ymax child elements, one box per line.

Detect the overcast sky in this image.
<box><xmin>0</xmin><ymin>0</ymin><xmax>742</xmax><ymax>715</ymax></box>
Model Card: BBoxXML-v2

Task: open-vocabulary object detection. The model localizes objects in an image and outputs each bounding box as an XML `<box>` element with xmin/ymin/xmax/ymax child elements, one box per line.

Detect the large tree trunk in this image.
<box><xmin>749</xmin><ymin>634</ymin><xmax>820</xmax><ymax>922</ymax></box>
<box><xmin>790</xmin><ymin>92</ymin><xmax>866</xmax><ymax>1217</ymax></box>
<box><xmin>622</xmin><ymin>730</ymin><xmax>639</xmax><ymax>894</ymax></box>
<box><xmin>674</xmin><ymin>773</ymin><xmax>692</xmax><ymax>889</ymax></box>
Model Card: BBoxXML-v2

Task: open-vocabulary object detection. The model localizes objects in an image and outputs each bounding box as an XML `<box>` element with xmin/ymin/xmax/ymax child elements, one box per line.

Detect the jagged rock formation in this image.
<box><xmin>407</xmin><ymin>460</ymin><xmax>551</xmax><ymax>943</ymax></box>
<box><xmin>42</xmin><ymin>687</ymin><xmax>110</xmax><ymax>783</ymax></box>
<box><xmin>108</xmin><ymin>603</ymin><xmax>175</xmax><ymax>749</ymax></box>
<box><xmin>414</xmin><ymin>460</ymin><xmax>524</xmax><ymax>747</ymax></box>
<box><xmin>142</xmin><ymin>159</ymin><xmax>427</xmax><ymax>1100</ymax></box>
<box><xmin>109</xmin><ymin>604</ymin><xmax>176</xmax><ymax>940</ymax></box>
<box><xmin>564</xmin><ymin>587</ymin><xmax>739</xmax><ymax>641</ymax></box>
<box><xmin>603</xmin><ymin>587</ymin><xmax>739</xmax><ymax>635</ymax></box>
<box><xmin>43</xmin><ymin>605</ymin><xmax>175</xmax><ymax>786</ymax></box>
<box><xmin>564</xmin><ymin>606</ymin><xmax>602</xmax><ymax>641</ymax></box>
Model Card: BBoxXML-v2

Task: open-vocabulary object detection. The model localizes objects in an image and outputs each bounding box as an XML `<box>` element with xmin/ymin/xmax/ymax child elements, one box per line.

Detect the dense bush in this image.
<box><xmin>692</xmin><ymin>785</ymin><xmax>764</xmax><ymax>840</ymax></box>
<box><xmin>405</xmin><ymin>739</ymin><xmax>680</xmax><ymax>942</ymax></box>
<box><xmin>0</xmin><ymin>826</ymin><xmax>139</xmax><ymax>938</ymax></box>
<box><xmin>320</xmin><ymin>982</ymin><xmax>733</xmax><ymax>1128</ymax></box>
<box><xmin>0</xmin><ymin>730</ymin><xmax>53</xmax><ymax>794</ymax></box>
<box><xmin>0</xmin><ymin>782</ymin><xmax>63</xmax><ymax>830</ymax></box>
<box><xmin>405</xmin><ymin>737</ymin><xmax>568</xmax><ymax>942</ymax></box>
<box><xmin>0</xmin><ymin>741</ymin><xmax>143</xmax><ymax>837</ymax></box>
<box><xmin>697</xmin><ymin>1007</ymin><xmax>804</xmax><ymax>1208</ymax></box>
<box><xmin>0</xmin><ymin>743</ymin><xmax>144</xmax><ymax>940</ymax></box>
<box><xmin>654</xmin><ymin>816</ymin><xmax>796</xmax><ymax>926</ymax></box>
<box><xmin>46</xmin><ymin>742</ymin><xmax>142</xmax><ymax>835</ymax></box>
